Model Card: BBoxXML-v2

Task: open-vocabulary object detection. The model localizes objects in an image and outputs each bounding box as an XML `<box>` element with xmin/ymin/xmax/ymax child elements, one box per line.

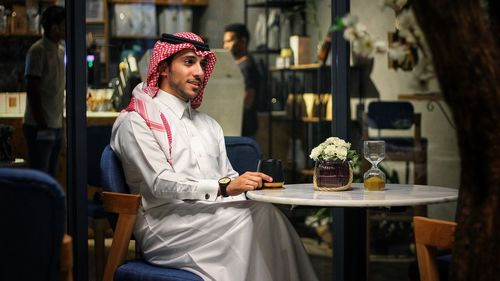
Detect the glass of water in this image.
<box><xmin>363</xmin><ymin>140</ymin><xmax>386</xmax><ymax>191</ymax></box>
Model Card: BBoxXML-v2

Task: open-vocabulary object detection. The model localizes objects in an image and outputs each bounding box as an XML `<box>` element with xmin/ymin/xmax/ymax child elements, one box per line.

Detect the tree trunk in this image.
<box><xmin>412</xmin><ymin>0</ymin><xmax>500</xmax><ymax>280</ymax></box>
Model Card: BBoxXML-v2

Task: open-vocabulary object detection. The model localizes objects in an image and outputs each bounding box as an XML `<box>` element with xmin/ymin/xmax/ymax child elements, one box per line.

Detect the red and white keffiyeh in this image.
<box><xmin>145</xmin><ymin>32</ymin><xmax>216</xmax><ymax>109</ymax></box>
<box><xmin>121</xmin><ymin>32</ymin><xmax>217</xmax><ymax>167</ymax></box>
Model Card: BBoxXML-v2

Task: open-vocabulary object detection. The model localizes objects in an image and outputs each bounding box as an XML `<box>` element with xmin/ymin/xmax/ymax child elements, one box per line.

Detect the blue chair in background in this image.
<box><xmin>87</xmin><ymin>125</ymin><xmax>113</xmax><ymax>281</ymax></box>
<box><xmin>362</xmin><ymin>101</ymin><xmax>428</xmax><ymax>185</ymax></box>
<box><xmin>0</xmin><ymin>168</ymin><xmax>72</xmax><ymax>281</ymax></box>
<box><xmin>224</xmin><ymin>136</ymin><xmax>262</xmax><ymax>174</ymax></box>
<box><xmin>100</xmin><ymin>145</ymin><xmax>203</xmax><ymax>281</ymax></box>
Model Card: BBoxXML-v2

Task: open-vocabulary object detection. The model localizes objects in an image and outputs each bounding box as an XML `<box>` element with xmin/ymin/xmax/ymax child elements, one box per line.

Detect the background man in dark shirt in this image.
<box><xmin>223</xmin><ymin>23</ymin><xmax>260</xmax><ymax>138</ymax></box>
<box><xmin>24</xmin><ymin>5</ymin><xmax>65</xmax><ymax>176</ymax></box>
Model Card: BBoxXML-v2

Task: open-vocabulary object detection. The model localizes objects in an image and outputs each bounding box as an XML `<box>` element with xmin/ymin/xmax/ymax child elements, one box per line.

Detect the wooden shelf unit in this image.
<box><xmin>85</xmin><ymin>0</ymin><xmax>208</xmax><ymax>84</ymax></box>
<box><xmin>110</xmin><ymin>0</ymin><xmax>208</xmax><ymax>6</ymax></box>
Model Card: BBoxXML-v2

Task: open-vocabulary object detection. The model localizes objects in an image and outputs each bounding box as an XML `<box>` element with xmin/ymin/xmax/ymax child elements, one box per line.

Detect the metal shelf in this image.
<box><xmin>246</xmin><ymin>1</ymin><xmax>305</xmax><ymax>8</ymax></box>
<box><xmin>369</xmin><ymin>255</ymin><xmax>416</xmax><ymax>263</ymax></box>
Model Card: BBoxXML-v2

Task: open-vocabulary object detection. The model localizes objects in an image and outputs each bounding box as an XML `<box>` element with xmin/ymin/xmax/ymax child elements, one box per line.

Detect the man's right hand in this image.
<box><xmin>226</xmin><ymin>172</ymin><xmax>273</xmax><ymax>196</ymax></box>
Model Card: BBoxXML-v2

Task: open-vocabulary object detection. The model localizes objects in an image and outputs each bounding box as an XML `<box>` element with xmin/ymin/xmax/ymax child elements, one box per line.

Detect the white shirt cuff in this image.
<box><xmin>197</xmin><ymin>179</ymin><xmax>219</xmax><ymax>201</ymax></box>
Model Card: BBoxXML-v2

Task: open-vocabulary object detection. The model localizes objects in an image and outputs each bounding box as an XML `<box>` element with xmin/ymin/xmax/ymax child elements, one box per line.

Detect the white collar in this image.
<box><xmin>155</xmin><ymin>89</ymin><xmax>192</xmax><ymax>119</ymax></box>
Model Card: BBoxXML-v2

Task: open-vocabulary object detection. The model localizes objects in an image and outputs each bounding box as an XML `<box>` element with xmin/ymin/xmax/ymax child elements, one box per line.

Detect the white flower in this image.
<box><xmin>309</xmin><ymin>146</ymin><xmax>322</xmax><ymax>161</ymax></box>
<box><xmin>337</xmin><ymin>146</ymin><xmax>348</xmax><ymax>161</ymax></box>
<box><xmin>305</xmin><ymin>215</ymin><xmax>319</xmax><ymax>227</ymax></box>
<box><xmin>310</xmin><ymin>136</ymin><xmax>357</xmax><ymax>162</ymax></box>
<box><xmin>353</xmin><ymin>35</ymin><xmax>375</xmax><ymax>57</ymax></box>
<box><xmin>341</xmin><ymin>14</ymin><xmax>358</xmax><ymax>27</ymax></box>
<box><xmin>343</xmin><ymin>27</ymin><xmax>356</xmax><ymax>41</ymax></box>
<box><xmin>326</xmin><ymin>137</ymin><xmax>339</xmax><ymax>144</ymax></box>
<box><xmin>353</xmin><ymin>23</ymin><xmax>367</xmax><ymax>35</ymax></box>
<box><xmin>333</xmin><ymin>138</ymin><xmax>350</xmax><ymax>149</ymax></box>
<box><xmin>323</xmin><ymin>145</ymin><xmax>337</xmax><ymax>160</ymax></box>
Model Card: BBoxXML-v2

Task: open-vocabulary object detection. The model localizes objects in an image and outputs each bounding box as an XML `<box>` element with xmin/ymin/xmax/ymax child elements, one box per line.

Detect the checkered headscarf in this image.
<box><xmin>144</xmin><ymin>32</ymin><xmax>216</xmax><ymax>109</ymax></box>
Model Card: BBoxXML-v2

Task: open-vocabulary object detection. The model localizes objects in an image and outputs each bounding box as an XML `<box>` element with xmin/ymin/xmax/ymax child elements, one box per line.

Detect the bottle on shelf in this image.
<box><xmin>317</xmin><ymin>32</ymin><xmax>331</xmax><ymax>64</ymax></box>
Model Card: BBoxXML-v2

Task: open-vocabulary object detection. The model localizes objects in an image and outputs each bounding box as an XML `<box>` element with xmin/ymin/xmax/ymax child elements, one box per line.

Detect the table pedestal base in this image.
<box><xmin>332</xmin><ymin>208</ymin><xmax>367</xmax><ymax>281</ymax></box>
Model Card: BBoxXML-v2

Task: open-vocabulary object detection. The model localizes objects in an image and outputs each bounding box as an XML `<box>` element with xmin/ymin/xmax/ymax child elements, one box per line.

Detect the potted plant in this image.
<box><xmin>309</xmin><ymin>137</ymin><xmax>359</xmax><ymax>191</ymax></box>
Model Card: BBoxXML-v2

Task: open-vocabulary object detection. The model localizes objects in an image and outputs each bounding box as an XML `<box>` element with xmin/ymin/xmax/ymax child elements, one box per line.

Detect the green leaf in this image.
<box><xmin>329</xmin><ymin>18</ymin><xmax>345</xmax><ymax>32</ymax></box>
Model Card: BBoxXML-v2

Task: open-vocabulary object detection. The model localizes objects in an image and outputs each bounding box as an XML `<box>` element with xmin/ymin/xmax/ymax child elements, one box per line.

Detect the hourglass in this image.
<box><xmin>363</xmin><ymin>140</ymin><xmax>386</xmax><ymax>191</ymax></box>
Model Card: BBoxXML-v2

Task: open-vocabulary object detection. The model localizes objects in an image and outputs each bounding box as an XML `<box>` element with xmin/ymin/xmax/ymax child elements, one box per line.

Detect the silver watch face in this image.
<box><xmin>219</xmin><ymin>177</ymin><xmax>231</xmax><ymax>185</ymax></box>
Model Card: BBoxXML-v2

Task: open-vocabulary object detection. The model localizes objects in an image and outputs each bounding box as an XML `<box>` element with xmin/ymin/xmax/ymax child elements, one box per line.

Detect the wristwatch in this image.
<box><xmin>218</xmin><ymin>177</ymin><xmax>231</xmax><ymax>197</ymax></box>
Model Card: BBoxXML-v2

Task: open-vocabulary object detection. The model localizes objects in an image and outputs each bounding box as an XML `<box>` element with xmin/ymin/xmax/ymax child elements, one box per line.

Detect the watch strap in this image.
<box><xmin>218</xmin><ymin>177</ymin><xmax>230</xmax><ymax>197</ymax></box>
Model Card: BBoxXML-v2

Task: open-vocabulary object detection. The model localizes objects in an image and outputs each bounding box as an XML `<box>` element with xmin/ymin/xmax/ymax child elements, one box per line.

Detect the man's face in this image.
<box><xmin>50</xmin><ymin>20</ymin><xmax>66</xmax><ymax>42</ymax></box>
<box><xmin>223</xmin><ymin>31</ymin><xmax>245</xmax><ymax>58</ymax></box>
<box><xmin>159</xmin><ymin>49</ymin><xmax>206</xmax><ymax>102</ymax></box>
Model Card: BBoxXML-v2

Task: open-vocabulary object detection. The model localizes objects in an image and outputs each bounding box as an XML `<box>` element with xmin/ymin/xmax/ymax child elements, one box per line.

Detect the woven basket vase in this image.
<box><xmin>313</xmin><ymin>160</ymin><xmax>353</xmax><ymax>191</ymax></box>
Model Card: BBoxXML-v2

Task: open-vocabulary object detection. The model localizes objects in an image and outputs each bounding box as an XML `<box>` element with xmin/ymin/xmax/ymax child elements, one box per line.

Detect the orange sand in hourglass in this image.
<box><xmin>364</xmin><ymin>176</ymin><xmax>385</xmax><ymax>191</ymax></box>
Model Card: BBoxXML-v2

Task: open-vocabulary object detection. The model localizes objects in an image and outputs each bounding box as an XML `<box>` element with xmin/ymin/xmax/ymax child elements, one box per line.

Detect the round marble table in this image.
<box><xmin>246</xmin><ymin>183</ymin><xmax>458</xmax><ymax>207</ymax></box>
<box><xmin>247</xmin><ymin>183</ymin><xmax>458</xmax><ymax>281</ymax></box>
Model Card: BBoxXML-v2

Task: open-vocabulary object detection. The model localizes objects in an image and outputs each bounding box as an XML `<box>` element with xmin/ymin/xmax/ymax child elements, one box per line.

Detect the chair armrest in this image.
<box><xmin>414</xmin><ymin>216</ymin><xmax>456</xmax><ymax>248</ymax></box>
<box><xmin>413</xmin><ymin>216</ymin><xmax>456</xmax><ymax>281</ymax></box>
<box><xmin>102</xmin><ymin>192</ymin><xmax>142</xmax><ymax>281</ymax></box>
<box><xmin>102</xmin><ymin>192</ymin><xmax>141</xmax><ymax>214</ymax></box>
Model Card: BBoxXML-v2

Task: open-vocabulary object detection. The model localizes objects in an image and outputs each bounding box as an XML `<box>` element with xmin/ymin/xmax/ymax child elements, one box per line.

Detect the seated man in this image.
<box><xmin>110</xmin><ymin>32</ymin><xmax>318</xmax><ymax>281</ymax></box>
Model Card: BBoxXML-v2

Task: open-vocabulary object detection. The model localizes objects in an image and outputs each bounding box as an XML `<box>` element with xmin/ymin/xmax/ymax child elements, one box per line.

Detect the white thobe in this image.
<box><xmin>111</xmin><ymin>90</ymin><xmax>318</xmax><ymax>281</ymax></box>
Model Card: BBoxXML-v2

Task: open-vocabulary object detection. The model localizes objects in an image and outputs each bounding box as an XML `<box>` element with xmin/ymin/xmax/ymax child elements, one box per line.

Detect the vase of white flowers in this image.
<box><xmin>310</xmin><ymin>137</ymin><xmax>359</xmax><ymax>191</ymax></box>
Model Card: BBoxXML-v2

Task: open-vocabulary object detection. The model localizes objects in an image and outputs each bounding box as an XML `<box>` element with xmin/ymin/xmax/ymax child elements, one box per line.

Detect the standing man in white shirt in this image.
<box><xmin>23</xmin><ymin>5</ymin><xmax>65</xmax><ymax>177</ymax></box>
<box><xmin>111</xmin><ymin>32</ymin><xmax>318</xmax><ymax>281</ymax></box>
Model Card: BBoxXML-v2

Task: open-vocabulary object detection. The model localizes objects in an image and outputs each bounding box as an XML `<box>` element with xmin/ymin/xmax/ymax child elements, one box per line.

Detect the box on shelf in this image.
<box><xmin>6</xmin><ymin>92</ymin><xmax>20</xmax><ymax>113</ymax></box>
<box><xmin>112</xmin><ymin>4</ymin><xmax>156</xmax><ymax>37</ymax></box>
<box><xmin>10</xmin><ymin>5</ymin><xmax>28</xmax><ymax>34</ymax></box>
<box><xmin>158</xmin><ymin>6</ymin><xmax>192</xmax><ymax>35</ymax></box>
<box><xmin>289</xmin><ymin>36</ymin><xmax>311</xmax><ymax>66</ymax></box>
<box><xmin>0</xmin><ymin>93</ymin><xmax>6</xmax><ymax>113</ymax></box>
<box><xmin>0</xmin><ymin>5</ymin><xmax>9</xmax><ymax>34</ymax></box>
<box><xmin>86</xmin><ymin>0</ymin><xmax>104</xmax><ymax>22</ymax></box>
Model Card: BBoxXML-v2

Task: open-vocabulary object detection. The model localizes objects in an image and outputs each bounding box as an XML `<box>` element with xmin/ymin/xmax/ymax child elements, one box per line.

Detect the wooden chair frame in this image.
<box><xmin>102</xmin><ymin>191</ymin><xmax>142</xmax><ymax>281</ymax></box>
<box><xmin>362</xmin><ymin>111</ymin><xmax>427</xmax><ymax>185</ymax></box>
<box><xmin>60</xmin><ymin>234</ymin><xmax>73</xmax><ymax>281</ymax></box>
<box><xmin>413</xmin><ymin>216</ymin><xmax>457</xmax><ymax>281</ymax></box>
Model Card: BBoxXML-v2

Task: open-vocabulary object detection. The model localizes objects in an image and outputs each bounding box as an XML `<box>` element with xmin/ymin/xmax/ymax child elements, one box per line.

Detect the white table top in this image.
<box><xmin>246</xmin><ymin>183</ymin><xmax>458</xmax><ymax>207</ymax></box>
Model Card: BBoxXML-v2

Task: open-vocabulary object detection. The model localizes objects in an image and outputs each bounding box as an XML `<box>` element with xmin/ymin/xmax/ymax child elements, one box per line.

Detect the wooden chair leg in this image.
<box><xmin>94</xmin><ymin>218</ymin><xmax>107</xmax><ymax>281</ymax></box>
<box><xmin>414</xmin><ymin>155</ymin><xmax>427</xmax><ymax>185</ymax></box>
<box><xmin>60</xmin><ymin>234</ymin><xmax>73</xmax><ymax>281</ymax></box>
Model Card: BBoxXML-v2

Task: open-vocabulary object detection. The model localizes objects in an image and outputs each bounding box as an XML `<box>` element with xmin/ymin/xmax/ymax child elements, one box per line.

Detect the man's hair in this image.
<box><xmin>41</xmin><ymin>5</ymin><xmax>65</xmax><ymax>36</ymax></box>
<box><xmin>224</xmin><ymin>23</ymin><xmax>250</xmax><ymax>44</ymax></box>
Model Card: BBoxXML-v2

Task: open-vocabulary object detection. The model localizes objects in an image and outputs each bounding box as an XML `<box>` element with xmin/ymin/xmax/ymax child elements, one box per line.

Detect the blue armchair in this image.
<box><xmin>100</xmin><ymin>145</ymin><xmax>202</xmax><ymax>281</ymax></box>
<box><xmin>224</xmin><ymin>136</ymin><xmax>261</xmax><ymax>174</ymax></box>
<box><xmin>100</xmin><ymin>137</ymin><xmax>261</xmax><ymax>281</ymax></box>
<box><xmin>87</xmin><ymin>125</ymin><xmax>113</xmax><ymax>281</ymax></box>
<box><xmin>0</xmin><ymin>168</ymin><xmax>72</xmax><ymax>281</ymax></box>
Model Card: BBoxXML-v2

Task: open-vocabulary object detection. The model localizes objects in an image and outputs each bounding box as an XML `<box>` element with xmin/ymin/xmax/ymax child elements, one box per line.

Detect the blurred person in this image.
<box><xmin>23</xmin><ymin>5</ymin><xmax>65</xmax><ymax>177</ymax></box>
<box><xmin>111</xmin><ymin>32</ymin><xmax>318</xmax><ymax>281</ymax></box>
<box><xmin>223</xmin><ymin>23</ymin><xmax>260</xmax><ymax>138</ymax></box>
